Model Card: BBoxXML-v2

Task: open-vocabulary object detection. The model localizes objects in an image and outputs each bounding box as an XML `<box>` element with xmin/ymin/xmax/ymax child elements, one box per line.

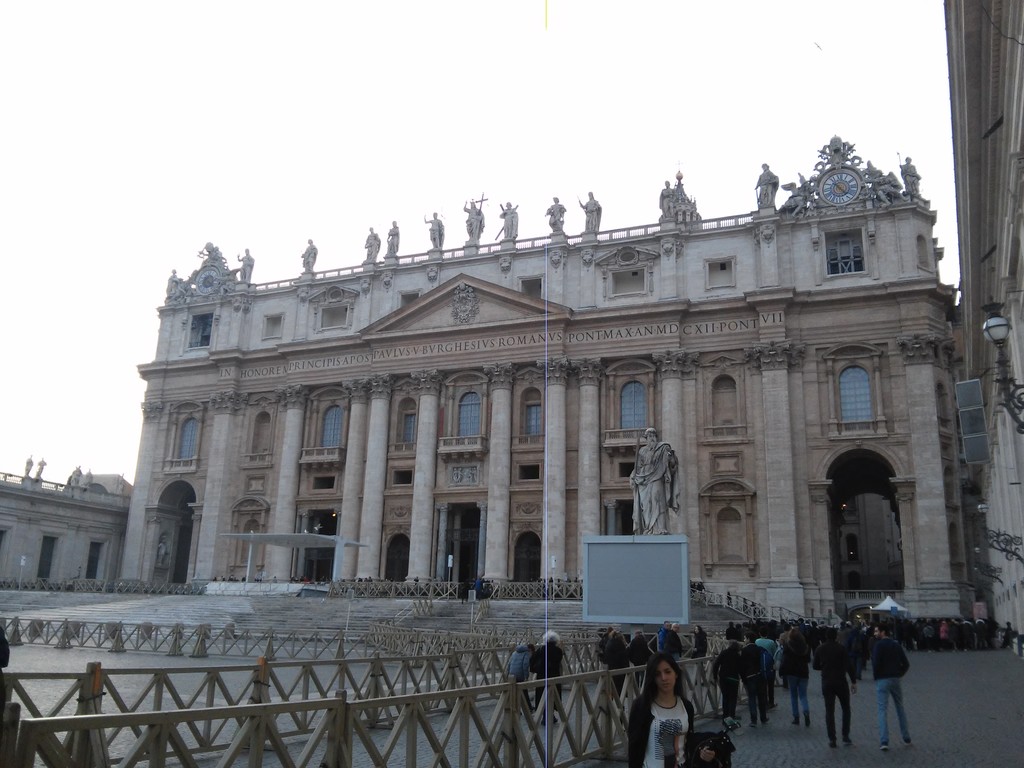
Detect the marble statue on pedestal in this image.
<box><xmin>301</xmin><ymin>239</ymin><xmax>318</xmax><ymax>272</ymax></box>
<box><xmin>237</xmin><ymin>249</ymin><xmax>254</xmax><ymax>283</ymax></box>
<box><xmin>546</xmin><ymin>197</ymin><xmax>567</xmax><ymax>233</ymax></box>
<box><xmin>464</xmin><ymin>200</ymin><xmax>485</xmax><ymax>245</ymax></box>
<box><xmin>659</xmin><ymin>181</ymin><xmax>675</xmax><ymax>220</ymax></box>
<box><xmin>579</xmin><ymin>192</ymin><xmax>602</xmax><ymax>233</ymax></box>
<box><xmin>756</xmin><ymin>164</ymin><xmax>779</xmax><ymax>208</ymax></box>
<box><xmin>498</xmin><ymin>203</ymin><xmax>519</xmax><ymax>241</ymax></box>
<box><xmin>900</xmin><ymin>157</ymin><xmax>921</xmax><ymax>198</ymax></box>
<box><xmin>425</xmin><ymin>213</ymin><xmax>445</xmax><ymax>249</ymax></box>
<box><xmin>364</xmin><ymin>228</ymin><xmax>381</xmax><ymax>263</ymax></box>
<box><xmin>34</xmin><ymin>458</ymin><xmax>46</xmax><ymax>481</ymax></box>
<box><xmin>629</xmin><ymin>428</ymin><xmax>679</xmax><ymax>535</ymax></box>
<box><xmin>24</xmin><ymin>456</ymin><xmax>33</xmax><ymax>478</ymax></box>
<box><xmin>386</xmin><ymin>222</ymin><xmax>400</xmax><ymax>257</ymax></box>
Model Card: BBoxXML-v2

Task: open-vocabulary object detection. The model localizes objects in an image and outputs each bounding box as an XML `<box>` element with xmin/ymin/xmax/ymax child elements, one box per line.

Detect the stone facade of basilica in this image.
<box><xmin>123</xmin><ymin>137</ymin><xmax>968</xmax><ymax>618</ymax></box>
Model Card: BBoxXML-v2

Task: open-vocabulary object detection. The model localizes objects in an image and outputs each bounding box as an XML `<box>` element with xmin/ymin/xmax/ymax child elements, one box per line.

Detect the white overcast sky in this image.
<box><xmin>0</xmin><ymin>1</ymin><xmax>958</xmax><ymax>485</ymax></box>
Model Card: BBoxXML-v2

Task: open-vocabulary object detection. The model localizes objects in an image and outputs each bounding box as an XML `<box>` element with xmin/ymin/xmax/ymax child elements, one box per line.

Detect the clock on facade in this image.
<box><xmin>195</xmin><ymin>266</ymin><xmax>221</xmax><ymax>295</ymax></box>
<box><xmin>819</xmin><ymin>169</ymin><xmax>862</xmax><ymax>206</ymax></box>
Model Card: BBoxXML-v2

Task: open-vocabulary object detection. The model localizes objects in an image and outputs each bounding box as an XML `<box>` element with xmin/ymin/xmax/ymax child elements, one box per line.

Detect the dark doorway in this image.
<box><xmin>385</xmin><ymin>535</ymin><xmax>410</xmax><ymax>581</ymax></box>
<box><xmin>827</xmin><ymin>451</ymin><xmax>905</xmax><ymax>592</ymax></box>
<box><xmin>513</xmin><ymin>532</ymin><xmax>542</xmax><ymax>581</ymax></box>
<box><xmin>448</xmin><ymin>505</ymin><xmax>480</xmax><ymax>583</ymax></box>
<box><xmin>157</xmin><ymin>481</ymin><xmax>196</xmax><ymax>584</ymax></box>
<box><xmin>304</xmin><ymin>510</ymin><xmax>337</xmax><ymax>581</ymax></box>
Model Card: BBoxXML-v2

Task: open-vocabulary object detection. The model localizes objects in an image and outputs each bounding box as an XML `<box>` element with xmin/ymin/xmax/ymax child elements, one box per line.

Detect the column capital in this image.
<box><xmin>896</xmin><ymin>334</ymin><xmax>954</xmax><ymax>367</ymax></box>
<box><xmin>367</xmin><ymin>374</ymin><xmax>394</xmax><ymax>399</ymax></box>
<box><xmin>744</xmin><ymin>340</ymin><xmax>805</xmax><ymax>371</ymax></box>
<box><xmin>347</xmin><ymin>379</ymin><xmax>370</xmax><ymax>404</ymax></box>
<box><xmin>141</xmin><ymin>401</ymin><xmax>164</xmax><ymax>421</ymax></box>
<box><xmin>483</xmin><ymin>362</ymin><xmax>516</xmax><ymax>389</ymax></box>
<box><xmin>653</xmin><ymin>350</ymin><xmax>700</xmax><ymax>378</ymax></box>
<box><xmin>538</xmin><ymin>357</ymin><xmax>571</xmax><ymax>385</ymax></box>
<box><xmin>435</xmin><ymin>502</ymin><xmax>450</xmax><ymax>515</ymax></box>
<box><xmin>478</xmin><ymin>501</ymin><xmax>488</xmax><ymax>515</ymax></box>
<box><xmin>603</xmin><ymin>499</ymin><xmax>618</xmax><ymax>512</ymax></box>
<box><xmin>410</xmin><ymin>369</ymin><xmax>444</xmax><ymax>395</ymax></box>
<box><xmin>210</xmin><ymin>390</ymin><xmax>249</xmax><ymax>412</ymax></box>
<box><xmin>572</xmin><ymin>358</ymin><xmax>605</xmax><ymax>386</ymax></box>
<box><xmin>274</xmin><ymin>384</ymin><xmax>308</xmax><ymax>409</ymax></box>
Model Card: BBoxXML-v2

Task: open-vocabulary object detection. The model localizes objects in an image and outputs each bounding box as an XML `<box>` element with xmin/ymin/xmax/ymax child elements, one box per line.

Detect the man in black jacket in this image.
<box><xmin>740</xmin><ymin>633</ymin><xmax>769</xmax><ymax>726</ymax></box>
<box><xmin>813</xmin><ymin>627</ymin><xmax>857</xmax><ymax>747</ymax></box>
<box><xmin>871</xmin><ymin>624</ymin><xmax>911</xmax><ymax>750</ymax></box>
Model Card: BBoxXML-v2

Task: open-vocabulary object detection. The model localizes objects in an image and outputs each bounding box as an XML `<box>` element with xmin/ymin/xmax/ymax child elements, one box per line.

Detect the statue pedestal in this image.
<box><xmin>499</xmin><ymin>238</ymin><xmax>517</xmax><ymax>253</ymax></box>
<box><xmin>756</xmin><ymin>204</ymin><xmax>777</xmax><ymax>217</ymax></box>
<box><xmin>548</xmin><ymin>232</ymin><xmax>568</xmax><ymax>247</ymax></box>
<box><xmin>658</xmin><ymin>218</ymin><xmax>678</xmax><ymax>233</ymax></box>
<box><xmin>427</xmin><ymin>248</ymin><xmax>443</xmax><ymax>261</ymax></box>
<box><xmin>383</xmin><ymin>255</ymin><xmax>399</xmax><ymax>266</ymax></box>
<box><xmin>463</xmin><ymin>243</ymin><xmax>479</xmax><ymax>256</ymax></box>
<box><xmin>580</xmin><ymin>232</ymin><xmax>598</xmax><ymax>244</ymax></box>
<box><xmin>297</xmin><ymin>271</ymin><xmax>315</xmax><ymax>284</ymax></box>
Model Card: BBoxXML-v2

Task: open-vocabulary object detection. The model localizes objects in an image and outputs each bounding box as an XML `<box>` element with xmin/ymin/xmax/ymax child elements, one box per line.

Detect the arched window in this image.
<box><xmin>321</xmin><ymin>406</ymin><xmax>343</xmax><ymax>448</ymax></box>
<box><xmin>178</xmin><ymin>418</ymin><xmax>198</xmax><ymax>459</ymax></box>
<box><xmin>620</xmin><ymin>381</ymin><xmax>647</xmax><ymax>429</ymax></box>
<box><xmin>522</xmin><ymin>387</ymin><xmax>542</xmax><ymax>436</ymax></box>
<box><xmin>711</xmin><ymin>375</ymin><xmax>738</xmax><ymax>426</ymax></box>
<box><xmin>458</xmin><ymin>392</ymin><xmax>481</xmax><ymax>436</ymax></box>
<box><xmin>251</xmin><ymin>412</ymin><xmax>271</xmax><ymax>454</ymax></box>
<box><xmin>839</xmin><ymin>366</ymin><xmax>872</xmax><ymax>422</ymax></box>
<box><xmin>846</xmin><ymin>533</ymin><xmax>859</xmax><ymax>562</ymax></box>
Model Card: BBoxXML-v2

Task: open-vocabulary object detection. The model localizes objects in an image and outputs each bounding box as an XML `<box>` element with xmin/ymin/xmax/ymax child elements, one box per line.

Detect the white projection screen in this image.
<box><xmin>582</xmin><ymin>535</ymin><xmax>689</xmax><ymax>625</ymax></box>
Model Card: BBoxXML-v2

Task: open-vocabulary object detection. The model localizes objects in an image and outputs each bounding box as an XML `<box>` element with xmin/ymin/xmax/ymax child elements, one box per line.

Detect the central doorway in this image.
<box><xmin>447</xmin><ymin>504</ymin><xmax>480</xmax><ymax>583</ymax></box>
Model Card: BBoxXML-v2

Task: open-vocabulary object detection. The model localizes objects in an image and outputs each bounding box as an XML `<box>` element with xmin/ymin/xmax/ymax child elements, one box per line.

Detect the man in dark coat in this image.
<box><xmin>813</xmin><ymin>626</ymin><xmax>857</xmax><ymax>747</ymax></box>
<box><xmin>604</xmin><ymin>630</ymin><xmax>630</xmax><ymax>696</ymax></box>
<box><xmin>627</xmin><ymin>630</ymin><xmax>653</xmax><ymax>689</ymax></box>
<box><xmin>740</xmin><ymin>633</ymin><xmax>769</xmax><ymax>726</ymax></box>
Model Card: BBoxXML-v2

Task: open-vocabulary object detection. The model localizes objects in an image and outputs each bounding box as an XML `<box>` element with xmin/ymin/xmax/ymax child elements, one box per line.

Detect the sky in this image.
<box><xmin>0</xmin><ymin>1</ymin><xmax>959</xmax><ymax>486</ymax></box>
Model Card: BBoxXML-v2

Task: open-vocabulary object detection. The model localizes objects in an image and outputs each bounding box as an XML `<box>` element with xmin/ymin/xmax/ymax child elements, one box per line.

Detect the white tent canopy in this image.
<box><xmin>871</xmin><ymin>595</ymin><xmax>908</xmax><ymax>614</ymax></box>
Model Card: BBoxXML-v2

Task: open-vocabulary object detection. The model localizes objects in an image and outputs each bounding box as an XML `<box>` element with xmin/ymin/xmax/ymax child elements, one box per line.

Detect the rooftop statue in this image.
<box><xmin>24</xmin><ymin>455</ymin><xmax>32</xmax><ymax>478</ymax></box>
<box><xmin>630</xmin><ymin>428</ymin><xmax>679</xmax><ymax>535</ymax></box>
<box><xmin>659</xmin><ymin>180</ymin><xmax>675</xmax><ymax>220</ymax></box>
<box><xmin>364</xmin><ymin>228</ymin><xmax>381</xmax><ymax>263</ymax></box>
<box><xmin>755</xmin><ymin>163</ymin><xmax>779</xmax><ymax>208</ymax></box>
<box><xmin>546</xmin><ymin>197</ymin><xmax>567</xmax><ymax>233</ymax></box>
<box><xmin>237</xmin><ymin>249</ymin><xmax>254</xmax><ymax>283</ymax></box>
<box><xmin>301</xmin><ymin>239</ymin><xmax>318</xmax><ymax>272</ymax></box>
<box><xmin>900</xmin><ymin>157</ymin><xmax>921</xmax><ymax>199</ymax></box>
<box><xmin>579</xmin><ymin>192</ymin><xmax>602</xmax><ymax>234</ymax></box>
<box><xmin>498</xmin><ymin>202</ymin><xmax>519</xmax><ymax>241</ymax></box>
<box><xmin>424</xmin><ymin>212</ymin><xmax>445</xmax><ymax>249</ymax></box>
<box><xmin>386</xmin><ymin>221</ymin><xmax>400</xmax><ymax>257</ymax></box>
<box><xmin>34</xmin><ymin>458</ymin><xmax>46</xmax><ymax>481</ymax></box>
<box><xmin>779</xmin><ymin>174</ymin><xmax>814</xmax><ymax>218</ymax></box>
<box><xmin>464</xmin><ymin>198</ymin><xmax>486</xmax><ymax>245</ymax></box>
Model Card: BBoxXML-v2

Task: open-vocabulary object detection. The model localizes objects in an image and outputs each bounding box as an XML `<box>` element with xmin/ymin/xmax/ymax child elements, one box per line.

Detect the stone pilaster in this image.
<box><xmin>755</xmin><ymin>221</ymin><xmax>780</xmax><ymax>287</ymax></box>
<box><xmin>193</xmin><ymin>390</ymin><xmax>248</xmax><ymax>579</ymax></box>
<box><xmin>121</xmin><ymin>400</ymin><xmax>163</xmax><ymax>578</ymax></box>
<box><xmin>658</xmin><ymin>238</ymin><xmax>679</xmax><ymax>300</ymax></box>
<box><xmin>477</xmin><ymin>501</ymin><xmax>488</xmax><ymax>576</ymax></box>
<box><xmin>484</xmin><ymin>363</ymin><xmax>514</xmax><ymax>582</ymax></box>
<box><xmin>540</xmin><ymin>358</ymin><xmax>569</xmax><ymax>578</ymax></box>
<box><xmin>745</xmin><ymin>341</ymin><xmax>805</xmax><ymax>611</ymax></box>
<box><xmin>808</xmin><ymin>481</ymin><xmax>836</xmax><ymax>613</ymax></box>
<box><xmin>896</xmin><ymin>335</ymin><xmax>956</xmax><ymax>586</ymax></box>
<box><xmin>267</xmin><ymin>385</ymin><xmax>306</xmax><ymax>579</ymax></box>
<box><xmin>408</xmin><ymin>370</ymin><xmax>443</xmax><ymax>579</ymax></box>
<box><xmin>356</xmin><ymin>375</ymin><xmax>393</xmax><ymax>578</ymax></box>
<box><xmin>434</xmin><ymin>503</ymin><xmax>450</xmax><ymax>580</ymax></box>
<box><xmin>574</xmin><ymin>359</ymin><xmax>604</xmax><ymax>550</ymax></box>
<box><xmin>653</xmin><ymin>351</ymin><xmax>698</xmax><ymax>536</ymax></box>
<box><xmin>338</xmin><ymin>382</ymin><xmax>369</xmax><ymax>578</ymax></box>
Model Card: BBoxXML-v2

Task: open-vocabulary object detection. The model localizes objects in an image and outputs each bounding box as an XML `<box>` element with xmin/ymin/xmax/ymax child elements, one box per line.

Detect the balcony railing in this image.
<box><xmin>513</xmin><ymin>434</ymin><xmax>545</xmax><ymax>448</ymax></box>
<box><xmin>299</xmin><ymin>446</ymin><xmax>345</xmax><ymax>464</ymax></box>
<box><xmin>164</xmin><ymin>458</ymin><xmax>198</xmax><ymax>473</ymax></box>
<box><xmin>601</xmin><ymin>428</ymin><xmax>645</xmax><ymax>455</ymax></box>
<box><xmin>437</xmin><ymin>435</ymin><xmax>488</xmax><ymax>461</ymax></box>
<box><xmin>241</xmin><ymin>452</ymin><xmax>273</xmax><ymax>467</ymax></box>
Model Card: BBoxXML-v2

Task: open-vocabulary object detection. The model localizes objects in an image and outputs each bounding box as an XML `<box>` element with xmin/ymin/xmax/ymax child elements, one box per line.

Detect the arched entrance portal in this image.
<box><xmin>826</xmin><ymin>451</ymin><xmax>905</xmax><ymax>594</ymax></box>
<box><xmin>156</xmin><ymin>481</ymin><xmax>196</xmax><ymax>584</ymax></box>
<box><xmin>513</xmin><ymin>531</ymin><xmax>542</xmax><ymax>581</ymax></box>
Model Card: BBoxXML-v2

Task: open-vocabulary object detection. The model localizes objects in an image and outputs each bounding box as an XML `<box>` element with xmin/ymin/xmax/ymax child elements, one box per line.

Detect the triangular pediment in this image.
<box><xmin>362</xmin><ymin>273</ymin><xmax>572</xmax><ymax>337</ymax></box>
<box><xmin>594</xmin><ymin>245</ymin><xmax>660</xmax><ymax>267</ymax></box>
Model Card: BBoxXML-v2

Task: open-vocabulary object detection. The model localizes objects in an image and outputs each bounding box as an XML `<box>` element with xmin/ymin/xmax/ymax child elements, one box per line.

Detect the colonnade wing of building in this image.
<box><xmin>121</xmin><ymin>143</ymin><xmax>968</xmax><ymax>618</ymax></box>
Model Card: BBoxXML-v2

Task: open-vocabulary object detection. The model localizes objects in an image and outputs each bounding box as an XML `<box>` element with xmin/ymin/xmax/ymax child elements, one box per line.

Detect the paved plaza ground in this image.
<box><xmin>5</xmin><ymin>596</ymin><xmax>1023</xmax><ymax>766</ymax></box>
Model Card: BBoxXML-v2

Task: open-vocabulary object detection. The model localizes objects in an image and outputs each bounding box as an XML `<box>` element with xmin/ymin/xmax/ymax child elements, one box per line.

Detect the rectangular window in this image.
<box><xmin>321</xmin><ymin>305</ymin><xmax>349</xmax><ymax>329</ymax></box>
<box><xmin>618</xmin><ymin>462</ymin><xmax>635</xmax><ymax>478</ymax></box>
<box><xmin>400</xmin><ymin>292</ymin><xmax>420</xmax><ymax>307</ymax></box>
<box><xmin>826</xmin><ymin>232</ymin><xmax>865</xmax><ymax>275</ymax></box>
<box><xmin>188</xmin><ymin>313</ymin><xmax>214</xmax><ymax>348</ymax></box>
<box><xmin>611</xmin><ymin>269</ymin><xmax>645</xmax><ymax>295</ymax></box>
<box><xmin>38</xmin><ymin>535</ymin><xmax>57</xmax><ymax>579</ymax></box>
<box><xmin>518</xmin><ymin>464</ymin><xmax>541</xmax><ymax>481</ymax></box>
<box><xmin>706</xmin><ymin>259</ymin><xmax>735</xmax><ymax>288</ymax></box>
<box><xmin>521</xmin><ymin>277</ymin><xmax>543</xmax><ymax>298</ymax></box>
<box><xmin>401</xmin><ymin>412</ymin><xmax>417</xmax><ymax>443</ymax></box>
<box><xmin>86</xmin><ymin>542</ymin><xmax>103</xmax><ymax>579</ymax></box>
<box><xmin>524</xmin><ymin>404</ymin><xmax>542</xmax><ymax>435</ymax></box>
<box><xmin>262</xmin><ymin>314</ymin><xmax>283</xmax><ymax>339</ymax></box>
<box><xmin>312</xmin><ymin>475</ymin><xmax>336</xmax><ymax>490</ymax></box>
<box><xmin>392</xmin><ymin>469</ymin><xmax>413</xmax><ymax>485</ymax></box>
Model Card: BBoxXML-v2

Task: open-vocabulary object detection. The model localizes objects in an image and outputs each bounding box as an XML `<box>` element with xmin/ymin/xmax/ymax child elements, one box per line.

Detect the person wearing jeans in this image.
<box><xmin>871</xmin><ymin>624</ymin><xmax>911</xmax><ymax>750</ymax></box>
<box><xmin>780</xmin><ymin>628</ymin><xmax>811</xmax><ymax>726</ymax></box>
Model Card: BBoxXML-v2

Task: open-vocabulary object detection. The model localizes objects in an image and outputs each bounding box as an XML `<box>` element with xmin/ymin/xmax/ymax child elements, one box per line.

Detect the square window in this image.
<box><xmin>321</xmin><ymin>305</ymin><xmax>349</xmax><ymax>329</ymax></box>
<box><xmin>392</xmin><ymin>469</ymin><xmax>413</xmax><ymax>485</ymax></box>
<box><xmin>262</xmin><ymin>314</ymin><xmax>283</xmax><ymax>339</ymax></box>
<box><xmin>400</xmin><ymin>292</ymin><xmax>420</xmax><ymax>307</ymax></box>
<box><xmin>618</xmin><ymin>462</ymin><xmax>635</xmax><ymax>478</ymax></box>
<box><xmin>706</xmin><ymin>259</ymin><xmax>735</xmax><ymax>289</ymax></box>
<box><xmin>188</xmin><ymin>313</ymin><xmax>213</xmax><ymax>348</ymax></box>
<box><xmin>312</xmin><ymin>475</ymin><xmax>336</xmax><ymax>490</ymax></box>
<box><xmin>611</xmin><ymin>269</ymin><xmax>645</xmax><ymax>295</ymax></box>
<box><xmin>518</xmin><ymin>464</ymin><xmax>541</xmax><ymax>481</ymax></box>
<box><xmin>521</xmin><ymin>277</ymin><xmax>543</xmax><ymax>298</ymax></box>
<box><xmin>825</xmin><ymin>231</ymin><xmax>865</xmax><ymax>275</ymax></box>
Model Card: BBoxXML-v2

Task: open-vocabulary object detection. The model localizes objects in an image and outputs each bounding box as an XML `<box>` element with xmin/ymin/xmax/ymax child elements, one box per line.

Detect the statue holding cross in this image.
<box><xmin>464</xmin><ymin>193</ymin><xmax>487</xmax><ymax>245</ymax></box>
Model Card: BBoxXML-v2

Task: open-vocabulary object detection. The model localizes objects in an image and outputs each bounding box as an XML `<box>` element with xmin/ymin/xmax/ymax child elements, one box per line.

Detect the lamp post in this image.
<box><xmin>982</xmin><ymin>303</ymin><xmax>1024</xmax><ymax>433</ymax></box>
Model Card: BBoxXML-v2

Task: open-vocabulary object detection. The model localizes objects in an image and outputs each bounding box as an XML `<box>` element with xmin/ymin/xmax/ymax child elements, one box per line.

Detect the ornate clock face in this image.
<box><xmin>195</xmin><ymin>266</ymin><xmax>221</xmax><ymax>295</ymax></box>
<box><xmin>819</xmin><ymin>170</ymin><xmax>861</xmax><ymax>206</ymax></box>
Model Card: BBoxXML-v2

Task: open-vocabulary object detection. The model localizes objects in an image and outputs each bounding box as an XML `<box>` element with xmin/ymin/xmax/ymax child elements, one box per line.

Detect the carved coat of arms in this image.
<box><xmin>451</xmin><ymin>284</ymin><xmax>480</xmax><ymax>324</ymax></box>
